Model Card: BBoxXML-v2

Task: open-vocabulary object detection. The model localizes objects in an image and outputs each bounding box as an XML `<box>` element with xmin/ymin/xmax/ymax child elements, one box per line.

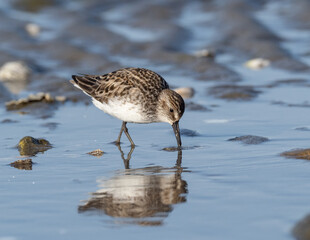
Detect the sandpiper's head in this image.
<box><xmin>157</xmin><ymin>89</ymin><xmax>185</xmax><ymax>148</ymax></box>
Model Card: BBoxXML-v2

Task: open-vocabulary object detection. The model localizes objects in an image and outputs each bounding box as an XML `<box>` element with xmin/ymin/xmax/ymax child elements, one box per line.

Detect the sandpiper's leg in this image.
<box><xmin>115</xmin><ymin>121</ymin><xmax>126</xmax><ymax>145</ymax></box>
<box><xmin>123</xmin><ymin>122</ymin><xmax>135</xmax><ymax>146</ymax></box>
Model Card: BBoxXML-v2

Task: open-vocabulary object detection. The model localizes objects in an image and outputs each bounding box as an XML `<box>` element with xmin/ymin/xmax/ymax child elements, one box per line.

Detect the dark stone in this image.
<box><xmin>40</xmin><ymin>122</ymin><xmax>59</xmax><ymax>130</ymax></box>
<box><xmin>1</xmin><ymin>119</ymin><xmax>18</xmax><ymax>123</ymax></box>
<box><xmin>281</xmin><ymin>148</ymin><xmax>310</xmax><ymax>160</ymax></box>
<box><xmin>266</xmin><ymin>79</ymin><xmax>309</xmax><ymax>88</ymax></box>
<box><xmin>208</xmin><ymin>85</ymin><xmax>261</xmax><ymax>101</ymax></box>
<box><xmin>186</xmin><ymin>101</ymin><xmax>210</xmax><ymax>112</ymax></box>
<box><xmin>18</xmin><ymin>136</ymin><xmax>52</xmax><ymax>156</ymax></box>
<box><xmin>295</xmin><ymin>127</ymin><xmax>310</xmax><ymax>131</ymax></box>
<box><xmin>292</xmin><ymin>214</ymin><xmax>310</xmax><ymax>240</ymax></box>
<box><xmin>272</xmin><ymin>101</ymin><xmax>310</xmax><ymax>108</ymax></box>
<box><xmin>180</xmin><ymin>129</ymin><xmax>200</xmax><ymax>137</ymax></box>
<box><xmin>228</xmin><ymin>135</ymin><xmax>269</xmax><ymax>144</ymax></box>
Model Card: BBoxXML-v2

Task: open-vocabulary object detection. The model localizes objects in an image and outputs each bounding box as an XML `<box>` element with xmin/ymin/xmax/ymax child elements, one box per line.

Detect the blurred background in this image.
<box><xmin>1</xmin><ymin>0</ymin><xmax>309</xmax><ymax>102</ymax></box>
<box><xmin>1</xmin><ymin>0</ymin><xmax>310</xmax><ymax>240</ymax></box>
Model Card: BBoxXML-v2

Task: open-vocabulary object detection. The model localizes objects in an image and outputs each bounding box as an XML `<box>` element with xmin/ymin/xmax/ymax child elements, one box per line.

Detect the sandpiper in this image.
<box><xmin>71</xmin><ymin>68</ymin><xmax>185</xmax><ymax>148</ymax></box>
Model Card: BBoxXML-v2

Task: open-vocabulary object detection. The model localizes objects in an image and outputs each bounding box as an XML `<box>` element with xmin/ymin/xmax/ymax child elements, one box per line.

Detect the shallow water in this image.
<box><xmin>1</xmin><ymin>1</ymin><xmax>310</xmax><ymax>240</ymax></box>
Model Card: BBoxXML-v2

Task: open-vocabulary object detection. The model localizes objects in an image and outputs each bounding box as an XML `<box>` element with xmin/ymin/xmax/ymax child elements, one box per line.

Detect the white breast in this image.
<box><xmin>92</xmin><ymin>98</ymin><xmax>152</xmax><ymax>123</ymax></box>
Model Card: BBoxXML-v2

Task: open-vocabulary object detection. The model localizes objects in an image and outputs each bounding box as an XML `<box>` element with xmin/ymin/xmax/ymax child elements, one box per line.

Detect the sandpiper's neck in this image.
<box><xmin>156</xmin><ymin>89</ymin><xmax>173</xmax><ymax>120</ymax></box>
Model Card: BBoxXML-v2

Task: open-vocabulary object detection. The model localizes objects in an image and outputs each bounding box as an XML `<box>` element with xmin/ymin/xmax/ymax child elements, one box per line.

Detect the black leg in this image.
<box><xmin>115</xmin><ymin>121</ymin><xmax>135</xmax><ymax>146</ymax></box>
<box><xmin>115</xmin><ymin>121</ymin><xmax>126</xmax><ymax>145</ymax></box>
<box><xmin>123</xmin><ymin>122</ymin><xmax>135</xmax><ymax>146</ymax></box>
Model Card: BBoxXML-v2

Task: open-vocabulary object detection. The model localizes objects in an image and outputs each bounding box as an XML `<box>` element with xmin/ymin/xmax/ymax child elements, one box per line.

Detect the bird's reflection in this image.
<box><xmin>116</xmin><ymin>144</ymin><xmax>135</xmax><ymax>169</ymax></box>
<box><xmin>78</xmin><ymin>146</ymin><xmax>187</xmax><ymax>226</ymax></box>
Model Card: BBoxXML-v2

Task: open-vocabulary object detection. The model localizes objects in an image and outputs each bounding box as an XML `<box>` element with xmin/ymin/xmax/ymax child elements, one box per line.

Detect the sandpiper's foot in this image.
<box><xmin>112</xmin><ymin>140</ymin><xmax>121</xmax><ymax>146</ymax></box>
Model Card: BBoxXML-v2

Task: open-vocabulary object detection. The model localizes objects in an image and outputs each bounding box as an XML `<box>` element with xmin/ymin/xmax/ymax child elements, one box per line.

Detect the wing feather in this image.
<box><xmin>71</xmin><ymin>68</ymin><xmax>169</xmax><ymax>103</ymax></box>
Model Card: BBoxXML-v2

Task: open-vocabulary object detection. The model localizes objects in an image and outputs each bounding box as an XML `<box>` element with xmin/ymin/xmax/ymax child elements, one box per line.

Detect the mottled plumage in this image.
<box><xmin>71</xmin><ymin>67</ymin><xmax>185</xmax><ymax>147</ymax></box>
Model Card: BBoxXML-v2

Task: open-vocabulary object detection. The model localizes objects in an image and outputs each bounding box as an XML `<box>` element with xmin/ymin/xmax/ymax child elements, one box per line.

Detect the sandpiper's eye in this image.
<box><xmin>170</xmin><ymin>108</ymin><xmax>174</xmax><ymax>113</ymax></box>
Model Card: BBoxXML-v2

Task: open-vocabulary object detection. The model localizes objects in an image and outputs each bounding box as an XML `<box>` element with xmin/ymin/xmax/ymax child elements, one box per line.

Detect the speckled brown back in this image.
<box><xmin>71</xmin><ymin>68</ymin><xmax>170</xmax><ymax>105</ymax></box>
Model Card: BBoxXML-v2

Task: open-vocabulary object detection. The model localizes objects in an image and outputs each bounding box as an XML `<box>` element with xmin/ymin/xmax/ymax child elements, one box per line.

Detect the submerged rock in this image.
<box><xmin>295</xmin><ymin>127</ymin><xmax>310</xmax><ymax>131</ymax></box>
<box><xmin>180</xmin><ymin>129</ymin><xmax>200</xmax><ymax>137</ymax></box>
<box><xmin>40</xmin><ymin>122</ymin><xmax>59</xmax><ymax>130</ymax></box>
<box><xmin>162</xmin><ymin>146</ymin><xmax>198</xmax><ymax>151</ymax></box>
<box><xmin>208</xmin><ymin>85</ymin><xmax>261</xmax><ymax>101</ymax></box>
<box><xmin>272</xmin><ymin>101</ymin><xmax>310</xmax><ymax>108</ymax></box>
<box><xmin>281</xmin><ymin>148</ymin><xmax>310</xmax><ymax>160</ymax></box>
<box><xmin>266</xmin><ymin>78</ymin><xmax>308</xmax><ymax>88</ymax></box>
<box><xmin>186</xmin><ymin>101</ymin><xmax>210</xmax><ymax>112</ymax></box>
<box><xmin>1</xmin><ymin>119</ymin><xmax>18</xmax><ymax>123</ymax></box>
<box><xmin>292</xmin><ymin>214</ymin><xmax>310</xmax><ymax>240</ymax></box>
<box><xmin>10</xmin><ymin>159</ymin><xmax>33</xmax><ymax>170</ymax></box>
<box><xmin>87</xmin><ymin>149</ymin><xmax>104</xmax><ymax>157</ymax></box>
<box><xmin>18</xmin><ymin>136</ymin><xmax>52</xmax><ymax>156</ymax></box>
<box><xmin>162</xmin><ymin>147</ymin><xmax>181</xmax><ymax>152</ymax></box>
<box><xmin>228</xmin><ymin>135</ymin><xmax>269</xmax><ymax>144</ymax></box>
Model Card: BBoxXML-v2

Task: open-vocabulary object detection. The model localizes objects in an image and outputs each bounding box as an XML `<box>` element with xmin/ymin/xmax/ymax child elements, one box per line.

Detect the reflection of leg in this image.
<box><xmin>123</xmin><ymin>122</ymin><xmax>135</xmax><ymax>146</ymax></box>
<box><xmin>175</xmin><ymin>150</ymin><xmax>183</xmax><ymax>176</ymax></box>
<box><xmin>127</xmin><ymin>145</ymin><xmax>135</xmax><ymax>160</ymax></box>
<box><xmin>176</xmin><ymin>149</ymin><xmax>182</xmax><ymax>167</ymax></box>
<box><xmin>115</xmin><ymin>121</ymin><xmax>126</xmax><ymax>145</ymax></box>
<box><xmin>116</xmin><ymin>144</ymin><xmax>135</xmax><ymax>169</ymax></box>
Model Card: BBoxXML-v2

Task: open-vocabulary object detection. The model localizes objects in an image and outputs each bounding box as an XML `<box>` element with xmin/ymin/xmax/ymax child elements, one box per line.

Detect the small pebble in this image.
<box><xmin>55</xmin><ymin>95</ymin><xmax>67</xmax><ymax>102</ymax></box>
<box><xmin>87</xmin><ymin>149</ymin><xmax>104</xmax><ymax>157</ymax></box>
<box><xmin>162</xmin><ymin>147</ymin><xmax>180</xmax><ymax>152</ymax></box>
<box><xmin>25</xmin><ymin>23</ymin><xmax>40</xmax><ymax>37</ymax></box>
<box><xmin>244</xmin><ymin>58</ymin><xmax>270</xmax><ymax>70</ymax></box>
<box><xmin>0</xmin><ymin>61</ymin><xmax>31</xmax><ymax>82</ymax></box>
<box><xmin>194</xmin><ymin>49</ymin><xmax>215</xmax><ymax>58</ymax></box>
<box><xmin>162</xmin><ymin>146</ymin><xmax>197</xmax><ymax>151</ymax></box>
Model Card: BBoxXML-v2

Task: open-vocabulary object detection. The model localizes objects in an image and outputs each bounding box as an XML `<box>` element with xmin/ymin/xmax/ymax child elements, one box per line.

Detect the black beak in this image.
<box><xmin>172</xmin><ymin>121</ymin><xmax>182</xmax><ymax>148</ymax></box>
